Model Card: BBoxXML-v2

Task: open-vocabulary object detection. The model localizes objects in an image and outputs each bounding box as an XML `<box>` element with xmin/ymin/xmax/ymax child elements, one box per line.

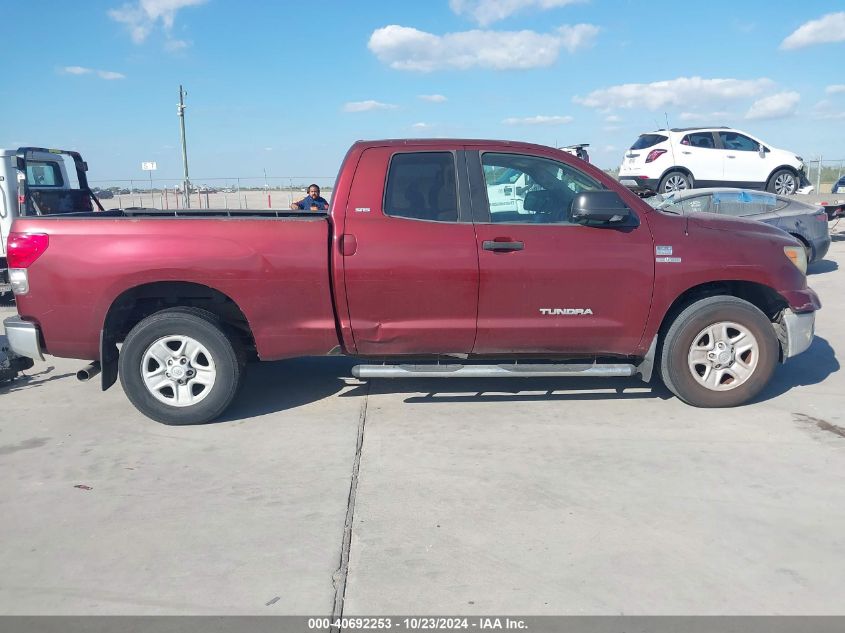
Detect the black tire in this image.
<box><xmin>767</xmin><ymin>169</ymin><xmax>798</xmax><ymax>195</ymax></box>
<box><xmin>119</xmin><ymin>307</ymin><xmax>242</xmax><ymax>425</ymax></box>
<box><xmin>658</xmin><ymin>170</ymin><xmax>692</xmax><ymax>194</ymax></box>
<box><xmin>659</xmin><ymin>296</ymin><xmax>779</xmax><ymax>408</ymax></box>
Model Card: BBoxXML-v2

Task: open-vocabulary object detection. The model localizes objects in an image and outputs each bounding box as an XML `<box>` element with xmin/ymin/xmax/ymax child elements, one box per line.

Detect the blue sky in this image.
<box><xmin>2</xmin><ymin>0</ymin><xmax>844</xmax><ymax>182</ymax></box>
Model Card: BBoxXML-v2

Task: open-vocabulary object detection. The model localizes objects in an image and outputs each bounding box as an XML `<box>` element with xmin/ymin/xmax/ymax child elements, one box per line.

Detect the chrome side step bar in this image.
<box><xmin>351</xmin><ymin>363</ymin><xmax>637</xmax><ymax>379</ymax></box>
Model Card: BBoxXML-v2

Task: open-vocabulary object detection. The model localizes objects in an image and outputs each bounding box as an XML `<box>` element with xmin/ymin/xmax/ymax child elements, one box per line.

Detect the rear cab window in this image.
<box><xmin>384</xmin><ymin>152</ymin><xmax>458</xmax><ymax>222</ymax></box>
<box><xmin>630</xmin><ymin>134</ymin><xmax>668</xmax><ymax>150</ymax></box>
<box><xmin>26</xmin><ymin>161</ymin><xmax>64</xmax><ymax>187</ymax></box>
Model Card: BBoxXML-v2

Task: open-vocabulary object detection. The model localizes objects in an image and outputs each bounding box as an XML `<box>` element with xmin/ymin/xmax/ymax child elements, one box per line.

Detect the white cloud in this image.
<box><xmin>604</xmin><ymin>114</ymin><xmax>621</xmax><ymax>123</ymax></box>
<box><xmin>97</xmin><ymin>70</ymin><xmax>126</xmax><ymax>80</ymax></box>
<box><xmin>502</xmin><ymin>115</ymin><xmax>573</xmax><ymax>125</ymax></box>
<box><xmin>449</xmin><ymin>0</ymin><xmax>586</xmax><ymax>27</ymax></box>
<box><xmin>826</xmin><ymin>84</ymin><xmax>845</xmax><ymax>95</ymax></box>
<box><xmin>418</xmin><ymin>94</ymin><xmax>448</xmax><ymax>102</ymax></box>
<box><xmin>343</xmin><ymin>100</ymin><xmax>398</xmax><ymax>113</ymax></box>
<box><xmin>109</xmin><ymin>0</ymin><xmax>207</xmax><ymax>48</ymax></box>
<box><xmin>164</xmin><ymin>38</ymin><xmax>190</xmax><ymax>52</ymax></box>
<box><xmin>63</xmin><ymin>66</ymin><xmax>125</xmax><ymax>79</ymax></box>
<box><xmin>368</xmin><ymin>23</ymin><xmax>598</xmax><ymax>72</ymax></box>
<box><xmin>780</xmin><ymin>12</ymin><xmax>845</xmax><ymax>50</ymax></box>
<box><xmin>574</xmin><ymin>77</ymin><xmax>774</xmax><ymax>110</ymax></box>
<box><xmin>412</xmin><ymin>122</ymin><xmax>433</xmax><ymax>129</ymax></box>
<box><xmin>745</xmin><ymin>91</ymin><xmax>800</xmax><ymax>120</ymax></box>
<box><xmin>264</xmin><ymin>147</ymin><xmax>273</xmax><ymax>151</ymax></box>
<box><xmin>812</xmin><ymin>100</ymin><xmax>845</xmax><ymax>120</ymax></box>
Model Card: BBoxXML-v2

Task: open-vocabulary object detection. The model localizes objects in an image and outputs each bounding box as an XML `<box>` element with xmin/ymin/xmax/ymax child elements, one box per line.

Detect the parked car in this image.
<box><xmin>4</xmin><ymin>139</ymin><xmax>819</xmax><ymax>424</ymax></box>
<box><xmin>832</xmin><ymin>175</ymin><xmax>845</xmax><ymax>194</ymax></box>
<box><xmin>95</xmin><ymin>189</ymin><xmax>114</xmax><ymax>199</ymax></box>
<box><xmin>619</xmin><ymin>127</ymin><xmax>812</xmax><ymax>196</ymax></box>
<box><xmin>648</xmin><ymin>188</ymin><xmax>830</xmax><ymax>263</ymax></box>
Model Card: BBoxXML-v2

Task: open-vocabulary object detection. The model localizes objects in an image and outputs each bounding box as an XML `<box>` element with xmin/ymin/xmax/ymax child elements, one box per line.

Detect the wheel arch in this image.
<box><xmin>659</xmin><ymin>165</ymin><xmax>694</xmax><ymax>181</ymax></box>
<box><xmin>766</xmin><ymin>164</ymin><xmax>800</xmax><ymax>186</ymax></box>
<box><xmin>641</xmin><ymin>281</ymin><xmax>790</xmax><ymax>379</ymax></box>
<box><xmin>100</xmin><ymin>281</ymin><xmax>256</xmax><ymax>391</ymax></box>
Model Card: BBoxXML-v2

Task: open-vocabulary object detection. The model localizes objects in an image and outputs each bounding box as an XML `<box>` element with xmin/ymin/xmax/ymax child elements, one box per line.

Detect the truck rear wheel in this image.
<box><xmin>659</xmin><ymin>296</ymin><xmax>778</xmax><ymax>407</ymax></box>
<box><xmin>119</xmin><ymin>307</ymin><xmax>242</xmax><ymax>425</ymax></box>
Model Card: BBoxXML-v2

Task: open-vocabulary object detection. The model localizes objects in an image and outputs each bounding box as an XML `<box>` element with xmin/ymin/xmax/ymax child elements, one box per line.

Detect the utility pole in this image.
<box><xmin>177</xmin><ymin>85</ymin><xmax>191</xmax><ymax>208</ymax></box>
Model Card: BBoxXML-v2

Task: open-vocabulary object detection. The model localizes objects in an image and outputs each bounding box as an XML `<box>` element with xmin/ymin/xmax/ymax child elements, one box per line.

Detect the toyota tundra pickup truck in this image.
<box><xmin>3</xmin><ymin>139</ymin><xmax>820</xmax><ymax>424</ymax></box>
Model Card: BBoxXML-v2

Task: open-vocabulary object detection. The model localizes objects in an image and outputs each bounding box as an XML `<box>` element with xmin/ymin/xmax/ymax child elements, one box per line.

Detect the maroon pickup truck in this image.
<box><xmin>4</xmin><ymin>139</ymin><xmax>820</xmax><ymax>424</ymax></box>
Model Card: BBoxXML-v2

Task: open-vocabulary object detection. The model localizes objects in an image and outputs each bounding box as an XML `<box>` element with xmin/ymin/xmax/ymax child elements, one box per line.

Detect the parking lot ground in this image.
<box><xmin>0</xmin><ymin>348</ymin><xmax>363</xmax><ymax>614</ymax></box>
<box><xmin>344</xmin><ymin>227</ymin><xmax>845</xmax><ymax>615</ymax></box>
<box><xmin>1</xmin><ymin>226</ymin><xmax>844</xmax><ymax>616</ymax></box>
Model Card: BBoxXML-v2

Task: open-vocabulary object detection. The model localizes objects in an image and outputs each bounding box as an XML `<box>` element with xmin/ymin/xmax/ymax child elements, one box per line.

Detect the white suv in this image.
<box><xmin>618</xmin><ymin>127</ymin><xmax>810</xmax><ymax>196</ymax></box>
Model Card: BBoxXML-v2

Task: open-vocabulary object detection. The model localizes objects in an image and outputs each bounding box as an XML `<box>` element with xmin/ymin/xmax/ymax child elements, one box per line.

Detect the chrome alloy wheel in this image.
<box><xmin>773</xmin><ymin>172</ymin><xmax>797</xmax><ymax>195</ymax></box>
<box><xmin>687</xmin><ymin>321</ymin><xmax>759</xmax><ymax>391</ymax></box>
<box><xmin>663</xmin><ymin>174</ymin><xmax>689</xmax><ymax>192</ymax></box>
<box><xmin>141</xmin><ymin>335</ymin><xmax>217</xmax><ymax>407</ymax></box>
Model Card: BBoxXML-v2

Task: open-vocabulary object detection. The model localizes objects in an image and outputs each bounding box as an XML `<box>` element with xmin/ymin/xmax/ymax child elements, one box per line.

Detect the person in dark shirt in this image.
<box><xmin>291</xmin><ymin>184</ymin><xmax>329</xmax><ymax>211</ymax></box>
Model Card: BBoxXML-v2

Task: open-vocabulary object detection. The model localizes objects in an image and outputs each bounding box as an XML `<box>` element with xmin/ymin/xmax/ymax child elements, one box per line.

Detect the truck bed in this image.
<box><xmin>11</xmin><ymin>212</ymin><xmax>339</xmax><ymax>361</ymax></box>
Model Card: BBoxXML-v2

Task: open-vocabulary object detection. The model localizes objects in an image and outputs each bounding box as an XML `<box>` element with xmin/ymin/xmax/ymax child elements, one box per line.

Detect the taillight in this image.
<box><xmin>7</xmin><ymin>233</ymin><xmax>49</xmax><ymax>268</ymax></box>
<box><xmin>814</xmin><ymin>211</ymin><xmax>828</xmax><ymax>222</ymax></box>
<box><xmin>645</xmin><ymin>149</ymin><xmax>667</xmax><ymax>163</ymax></box>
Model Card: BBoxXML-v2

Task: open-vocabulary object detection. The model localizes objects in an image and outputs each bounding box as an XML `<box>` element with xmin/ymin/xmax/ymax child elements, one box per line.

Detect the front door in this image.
<box><xmin>716</xmin><ymin>130</ymin><xmax>768</xmax><ymax>186</ymax></box>
<box><xmin>342</xmin><ymin>147</ymin><xmax>479</xmax><ymax>355</ymax></box>
<box><xmin>678</xmin><ymin>131</ymin><xmax>723</xmax><ymax>186</ymax></box>
<box><xmin>468</xmin><ymin>149</ymin><xmax>655</xmax><ymax>355</ymax></box>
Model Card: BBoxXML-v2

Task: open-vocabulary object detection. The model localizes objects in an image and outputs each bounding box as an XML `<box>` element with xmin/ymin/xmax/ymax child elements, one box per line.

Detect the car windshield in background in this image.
<box><xmin>630</xmin><ymin>134</ymin><xmax>668</xmax><ymax>150</ymax></box>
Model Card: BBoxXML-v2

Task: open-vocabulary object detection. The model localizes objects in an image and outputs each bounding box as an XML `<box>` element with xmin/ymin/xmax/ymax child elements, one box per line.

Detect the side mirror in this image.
<box><xmin>15</xmin><ymin>157</ymin><xmax>25</xmax><ymax>171</ymax></box>
<box><xmin>758</xmin><ymin>144</ymin><xmax>768</xmax><ymax>158</ymax></box>
<box><xmin>571</xmin><ymin>190</ymin><xmax>638</xmax><ymax>227</ymax></box>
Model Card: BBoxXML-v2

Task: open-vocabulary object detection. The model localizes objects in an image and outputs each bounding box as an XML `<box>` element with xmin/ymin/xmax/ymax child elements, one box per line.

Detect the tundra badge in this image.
<box><xmin>540</xmin><ymin>308</ymin><xmax>594</xmax><ymax>316</ymax></box>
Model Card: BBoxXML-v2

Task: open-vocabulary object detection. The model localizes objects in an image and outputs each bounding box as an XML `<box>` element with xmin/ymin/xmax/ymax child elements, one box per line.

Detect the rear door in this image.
<box><xmin>678</xmin><ymin>132</ymin><xmax>723</xmax><ymax>185</ymax></box>
<box><xmin>341</xmin><ymin>147</ymin><xmax>479</xmax><ymax>355</ymax></box>
<box><xmin>468</xmin><ymin>148</ymin><xmax>654</xmax><ymax>355</ymax></box>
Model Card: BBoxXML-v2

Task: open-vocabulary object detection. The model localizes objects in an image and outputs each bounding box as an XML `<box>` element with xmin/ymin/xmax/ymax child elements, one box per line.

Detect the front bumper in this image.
<box><xmin>776</xmin><ymin>308</ymin><xmax>815</xmax><ymax>360</ymax></box>
<box><xmin>3</xmin><ymin>316</ymin><xmax>44</xmax><ymax>361</ymax></box>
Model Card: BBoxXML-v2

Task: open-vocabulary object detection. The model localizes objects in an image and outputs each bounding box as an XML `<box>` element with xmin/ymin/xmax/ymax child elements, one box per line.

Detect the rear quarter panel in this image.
<box><xmin>13</xmin><ymin>216</ymin><xmax>338</xmax><ymax>360</ymax></box>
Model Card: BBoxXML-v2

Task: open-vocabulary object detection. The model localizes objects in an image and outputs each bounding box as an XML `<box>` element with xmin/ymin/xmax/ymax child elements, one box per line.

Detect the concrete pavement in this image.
<box><xmin>1</xmin><ymin>227</ymin><xmax>844</xmax><ymax>616</ymax></box>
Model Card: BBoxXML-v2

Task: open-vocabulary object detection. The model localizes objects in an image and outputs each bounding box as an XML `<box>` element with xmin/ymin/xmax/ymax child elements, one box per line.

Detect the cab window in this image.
<box><xmin>384</xmin><ymin>152</ymin><xmax>458</xmax><ymax>222</ymax></box>
<box><xmin>481</xmin><ymin>153</ymin><xmax>604</xmax><ymax>224</ymax></box>
<box><xmin>26</xmin><ymin>161</ymin><xmax>64</xmax><ymax>187</ymax></box>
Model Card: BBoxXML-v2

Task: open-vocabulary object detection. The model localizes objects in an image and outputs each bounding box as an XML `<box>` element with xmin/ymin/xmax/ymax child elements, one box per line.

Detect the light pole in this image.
<box><xmin>177</xmin><ymin>85</ymin><xmax>190</xmax><ymax>208</ymax></box>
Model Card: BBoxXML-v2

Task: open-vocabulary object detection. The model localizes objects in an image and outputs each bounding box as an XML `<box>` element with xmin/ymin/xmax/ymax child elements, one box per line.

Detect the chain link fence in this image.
<box><xmin>804</xmin><ymin>159</ymin><xmax>845</xmax><ymax>194</ymax></box>
<box><xmin>88</xmin><ymin>176</ymin><xmax>336</xmax><ymax>210</ymax></box>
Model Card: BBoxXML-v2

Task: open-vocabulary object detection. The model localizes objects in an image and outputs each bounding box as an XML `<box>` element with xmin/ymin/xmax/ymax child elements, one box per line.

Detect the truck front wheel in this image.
<box><xmin>119</xmin><ymin>308</ymin><xmax>242</xmax><ymax>425</ymax></box>
<box><xmin>659</xmin><ymin>296</ymin><xmax>779</xmax><ymax>407</ymax></box>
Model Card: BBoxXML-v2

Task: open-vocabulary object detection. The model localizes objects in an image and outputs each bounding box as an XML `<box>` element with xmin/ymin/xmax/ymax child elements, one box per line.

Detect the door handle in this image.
<box><xmin>681</xmin><ymin>151</ymin><xmax>691</xmax><ymax>155</ymax></box>
<box><xmin>483</xmin><ymin>240</ymin><xmax>524</xmax><ymax>252</ymax></box>
<box><xmin>727</xmin><ymin>155</ymin><xmax>736</xmax><ymax>159</ymax></box>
